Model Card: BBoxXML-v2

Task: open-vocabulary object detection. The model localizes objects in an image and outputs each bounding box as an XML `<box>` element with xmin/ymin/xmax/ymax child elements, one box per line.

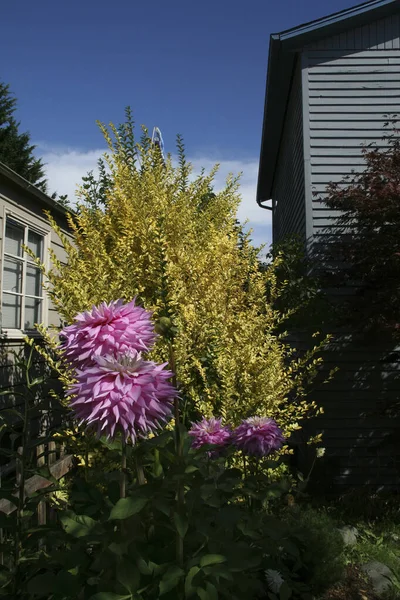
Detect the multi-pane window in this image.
<box><xmin>2</xmin><ymin>216</ymin><xmax>45</xmax><ymax>331</ymax></box>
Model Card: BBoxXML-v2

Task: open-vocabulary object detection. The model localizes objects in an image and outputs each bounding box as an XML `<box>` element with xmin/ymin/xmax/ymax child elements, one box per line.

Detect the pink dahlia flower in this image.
<box><xmin>68</xmin><ymin>351</ymin><xmax>177</xmax><ymax>441</ymax></box>
<box><xmin>188</xmin><ymin>417</ymin><xmax>231</xmax><ymax>449</ymax></box>
<box><xmin>60</xmin><ymin>299</ymin><xmax>155</xmax><ymax>368</ymax></box>
<box><xmin>232</xmin><ymin>417</ymin><xmax>284</xmax><ymax>457</ymax></box>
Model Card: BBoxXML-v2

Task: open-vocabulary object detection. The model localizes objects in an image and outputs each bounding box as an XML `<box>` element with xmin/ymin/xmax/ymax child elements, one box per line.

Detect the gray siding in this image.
<box><xmin>272</xmin><ymin>61</ymin><xmax>306</xmax><ymax>242</ymax></box>
<box><xmin>0</xmin><ymin>178</ymin><xmax>72</xmax><ymax>332</ymax></box>
<box><xmin>310</xmin><ymin>339</ymin><xmax>400</xmax><ymax>488</ymax></box>
<box><xmin>297</xmin><ymin>14</ymin><xmax>400</xmax><ymax>489</ymax></box>
<box><xmin>302</xmin><ymin>47</ymin><xmax>400</xmax><ymax>238</ymax></box>
<box><xmin>305</xmin><ymin>13</ymin><xmax>400</xmax><ymax>50</ymax></box>
<box><xmin>0</xmin><ymin>176</ymin><xmax>72</xmax><ymax>417</ymax></box>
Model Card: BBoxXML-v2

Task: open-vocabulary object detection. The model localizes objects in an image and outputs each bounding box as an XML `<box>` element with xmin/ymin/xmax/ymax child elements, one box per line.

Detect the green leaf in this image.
<box><xmin>185</xmin><ymin>465</ymin><xmax>198</xmax><ymax>474</ymax></box>
<box><xmin>108</xmin><ymin>542</ymin><xmax>129</xmax><ymax>556</ymax></box>
<box><xmin>29</xmin><ymin>376</ymin><xmax>46</xmax><ymax>387</ymax></box>
<box><xmin>197</xmin><ymin>583</ymin><xmax>219</xmax><ymax>600</ymax></box>
<box><xmin>99</xmin><ymin>436</ymin><xmax>123</xmax><ymax>451</ymax></box>
<box><xmin>205</xmin><ymin>582</ymin><xmax>218</xmax><ymax>600</ymax></box>
<box><xmin>199</xmin><ymin>554</ymin><xmax>227</xmax><ymax>568</ymax></box>
<box><xmin>109</xmin><ymin>496</ymin><xmax>147</xmax><ymax>520</ymax></box>
<box><xmin>265</xmin><ymin>483</ymin><xmax>285</xmax><ymax>500</ymax></box>
<box><xmin>279</xmin><ymin>582</ymin><xmax>292</xmax><ymax>600</ymax></box>
<box><xmin>137</xmin><ymin>558</ymin><xmax>153</xmax><ymax>576</ymax></box>
<box><xmin>185</xmin><ymin>566</ymin><xmax>200</xmax><ymax>597</ymax></box>
<box><xmin>173</xmin><ymin>512</ymin><xmax>188</xmax><ymax>539</ymax></box>
<box><xmin>159</xmin><ymin>566</ymin><xmax>184</xmax><ymax>595</ymax></box>
<box><xmin>60</xmin><ymin>512</ymin><xmax>97</xmax><ymax>538</ymax></box>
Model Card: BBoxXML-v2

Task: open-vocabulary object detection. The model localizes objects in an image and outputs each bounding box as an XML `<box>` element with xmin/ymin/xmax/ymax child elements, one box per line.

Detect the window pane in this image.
<box><xmin>2</xmin><ymin>293</ymin><xmax>21</xmax><ymax>329</ymax></box>
<box><xmin>27</xmin><ymin>230</ymin><xmax>43</xmax><ymax>261</ymax></box>
<box><xmin>24</xmin><ymin>297</ymin><xmax>42</xmax><ymax>329</ymax></box>
<box><xmin>3</xmin><ymin>258</ymin><xmax>22</xmax><ymax>293</ymax></box>
<box><xmin>26</xmin><ymin>265</ymin><xmax>42</xmax><ymax>297</ymax></box>
<box><xmin>5</xmin><ymin>219</ymin><xmax>24</xmax><ymax>257</ymax></box>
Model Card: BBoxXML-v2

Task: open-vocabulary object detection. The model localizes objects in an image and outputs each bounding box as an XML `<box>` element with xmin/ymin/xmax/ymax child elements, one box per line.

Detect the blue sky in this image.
<box><xmin>2</xmin><ymin>0</ymin><xmax>359</xmax><ymax>250</ymax></box>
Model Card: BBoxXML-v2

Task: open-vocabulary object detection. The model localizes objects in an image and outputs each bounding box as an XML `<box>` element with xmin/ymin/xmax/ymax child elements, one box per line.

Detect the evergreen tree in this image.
<box><xmin>0</xmin><ymin>81</ymin><xmax>47</xmax><ymax>191</ymax></box>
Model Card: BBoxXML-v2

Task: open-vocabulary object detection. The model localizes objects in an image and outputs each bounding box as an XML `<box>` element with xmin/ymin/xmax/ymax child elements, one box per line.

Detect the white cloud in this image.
<box><xmin>40</xmin><ymin>146</ymin><xmax>272</xmax><ymax>249</ymax></box>
<box><xmin>41</xmin><ymin>146</ymin><xmax>106</xmax><ymax>200</ymax></box>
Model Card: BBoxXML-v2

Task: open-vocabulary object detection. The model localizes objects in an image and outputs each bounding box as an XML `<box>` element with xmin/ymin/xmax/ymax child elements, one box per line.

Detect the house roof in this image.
<box><xmin>256</xmin><ymin>0</ymin><xmax>400</xmax><ymax>205</ymax></box>
<box><xmin>0</xmin><ymin>161</ymin><xmax>71</xmax><ymax>219</ymax></box>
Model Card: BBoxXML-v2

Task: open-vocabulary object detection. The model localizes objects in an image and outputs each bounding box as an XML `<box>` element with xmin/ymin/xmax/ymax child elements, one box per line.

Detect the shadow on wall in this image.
<box><xmin>293</xmin><ymin>230</ymin><xmax>400</xmax><ymax>492</ymax></box>
<box><xmin>308</xmin><ymin>337</ymin><xmax>400</xmax><ymax>491</ymax></box>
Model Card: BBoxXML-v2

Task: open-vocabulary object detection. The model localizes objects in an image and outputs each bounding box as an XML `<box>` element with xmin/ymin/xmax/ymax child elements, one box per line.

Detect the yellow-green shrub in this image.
<box><xmin>41</xmin><ymin>112</ymin><xmax>324</xmax><ymax>439</ymax></box>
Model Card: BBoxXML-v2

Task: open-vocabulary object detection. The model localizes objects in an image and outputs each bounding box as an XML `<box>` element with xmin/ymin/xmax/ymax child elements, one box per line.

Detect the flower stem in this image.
<box><xmin>242</xmin><ymin>453</ymin><xmax>251</xmax><ymax>509</ymax></box>
<box><xmin>120</xmin><ymin>436</ymin><xmax>127</xmax><ymax>499</ymax></box>
<box><xmin>135</xmin><ymin>453</ymin><xmax>145</xmax><ymax>486</ymax></box>
<box><xmin>168</xmin><ymin>342</ymin><xmax>184</xmax><ymax>569</ymax></box>
<box><xmin>13</xmin><ymin>350</ymin><xmax>33</xmax><ymax>596</ymax></box>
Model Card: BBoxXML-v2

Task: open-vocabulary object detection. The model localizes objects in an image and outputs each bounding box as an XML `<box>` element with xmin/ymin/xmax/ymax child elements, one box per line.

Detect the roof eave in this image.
<box><xmin>0</xmin><ymin>162</ymin><xmax>71</xmax><ymax>219</ymax></box>
<box><xmin>256</xmin><ymin>0</ymin><xmax>400</xmax><ymax>203</ymax></box>
<box><xmin>256</xmin><ymin>36</ymin><xmax>296</xmax><ymax>204</ymax></box>
<box><xmin>280</xmin><ymin>0</ymin><xmax>399</xmax><ymax>49</ymax></box>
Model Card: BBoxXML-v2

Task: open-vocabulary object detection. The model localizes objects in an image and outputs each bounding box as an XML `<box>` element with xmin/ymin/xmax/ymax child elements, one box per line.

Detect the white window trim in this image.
<box><xmin>1</xmin><ymin>209</ymin><xmax>50</xmax><ymax>338</ymax></box>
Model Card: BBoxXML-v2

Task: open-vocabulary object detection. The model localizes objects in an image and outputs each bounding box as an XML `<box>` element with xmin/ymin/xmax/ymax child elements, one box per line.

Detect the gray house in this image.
<box><xmin>0</xmin><ymin>162</ymin><xmax>71</xmax><ymax>340</ymax></box>
<box><xmin>0</xmin><ymin>164</ymin><xmax>74</xmax><ymax>499</ymax></box>
<box><xmin>0</xmin><ymin>162</ymin><xmax>72</xmax><ymax>410</ymax></box>
<box><xmin>257</xmin><ymin>0</ymin><xmax>400</xmax><ymax>489</ymax></box>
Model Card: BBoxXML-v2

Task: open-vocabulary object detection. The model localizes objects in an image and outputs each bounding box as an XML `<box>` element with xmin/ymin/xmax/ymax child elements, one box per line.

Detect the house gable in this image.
<box><xmin>257</xmin><ymin>0</ymin><xmax>400</xmax><ymax>220</ymax></box>
<box><xmin>302</xmin><ymin>13</ymin><xmax>400</xmax><ymax>240</ymax></box>
<box><xmin>304</xmin><ymin>11</ymin><xmax>400</xmax><ymax>50</ymax></box>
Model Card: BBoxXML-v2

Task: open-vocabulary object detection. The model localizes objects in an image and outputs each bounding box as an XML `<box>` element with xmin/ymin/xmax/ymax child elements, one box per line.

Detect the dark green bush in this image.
<box><xmin>285</xmin><ymin>507</ymin><xmax>346</xmax><ymax>595</ymax></box>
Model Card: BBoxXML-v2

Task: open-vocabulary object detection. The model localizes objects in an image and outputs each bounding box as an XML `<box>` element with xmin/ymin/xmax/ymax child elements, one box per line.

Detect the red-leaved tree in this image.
<box><xmin>317</xmin><ymin>126</ymin><xmax>400</xmax><ymax>339</ymax></box>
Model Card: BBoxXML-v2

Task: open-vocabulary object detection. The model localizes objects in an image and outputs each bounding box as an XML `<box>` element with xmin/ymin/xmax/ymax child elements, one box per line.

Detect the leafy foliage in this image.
<box><xmin>315</xmin><ymin>124</ymin><xmax>400</xmax><ymax>340</ymax></box>
<box><xmin>284</xmin><ymin>508</ymin><xmax>345</xmax><ymax>594</ymax></box>
<box><xmin>0</xmin><ymin>344</ymin><xmax>68</xmax><ymax>597</ymax></box>
<box><xmin>79</xmin><ymin>158</ymin><xmax>112</xmax><ymax>212</ymax></box>
<box><xmin>0</xmin><ymin>81</ymin><xmax>47</xmax><ymax>191</ymax></box>
<box><xmin>0</xmin><ymin>415</ymin><xmax>317</xmax><ymax>599</ymax></box>
<box><xmin>264</xmin><ymin>235</ymin><xmax>329</xmax><ymax>333</ymax></box>
<box><xmin>40</xmin><ymin>109</ymin><xmax>324</xmax><ymax>439</ymax></box>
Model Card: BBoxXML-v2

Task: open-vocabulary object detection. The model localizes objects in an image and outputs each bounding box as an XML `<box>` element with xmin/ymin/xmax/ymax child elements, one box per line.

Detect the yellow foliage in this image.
<box><xmin>41</xmin><ymin>119</ymin><xmax>324</xmax><ymax>438</ymax></box>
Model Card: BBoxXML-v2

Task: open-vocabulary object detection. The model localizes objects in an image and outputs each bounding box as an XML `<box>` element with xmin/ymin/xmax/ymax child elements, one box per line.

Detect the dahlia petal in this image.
<box><xmin>60</xmin><ymin>299</ymin><xmax>156</xmax><ymax>369</ymax></box>
<box><xmin>67</xmin><ymin>349</ymin><xmax>177</xmax><ymax>443</ymax></box>
<box><xmin>232</xmin><ymin>417</ymin><xmax>284</xmax><ymax>457</ymax></box>
<box><xmin>188</xmin><ymin>417</ymin><xmax>231</xmax><ymax>450</ymax></box>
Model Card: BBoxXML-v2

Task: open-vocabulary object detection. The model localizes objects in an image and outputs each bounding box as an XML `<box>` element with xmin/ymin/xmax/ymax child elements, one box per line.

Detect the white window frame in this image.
<box><xmin>1</xmin><ymin>210</ymin><xmax>49</xmax><ymax>338</ymax></box>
